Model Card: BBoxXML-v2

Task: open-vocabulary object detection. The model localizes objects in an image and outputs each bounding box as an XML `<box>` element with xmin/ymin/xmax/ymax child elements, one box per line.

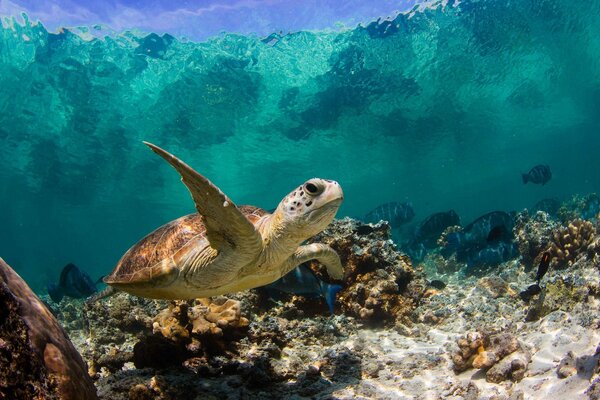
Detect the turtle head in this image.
<box><xmin>276</xmin><ymin>178</ymin><xmax>344</xmax><ymax>238</ymax></box>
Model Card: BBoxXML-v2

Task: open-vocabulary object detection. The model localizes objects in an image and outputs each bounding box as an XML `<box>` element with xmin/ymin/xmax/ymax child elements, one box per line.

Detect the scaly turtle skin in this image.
<box><xmin>103</xmin><ymin>142</ymin><xmax>344</xmax><ymax>300</ymax></box>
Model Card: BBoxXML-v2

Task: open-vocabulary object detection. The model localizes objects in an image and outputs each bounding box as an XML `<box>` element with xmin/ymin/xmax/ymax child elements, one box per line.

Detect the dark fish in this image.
<box><xmin>47</xmin><ymin>263</ymin><xmax>98</xmax><ymax>303</ymax></box>
<box><xmin>411</xmin><ymin>210</ymin><xmax>460</xmax><ymax>249</ymax></box>
<box><xmin>404</xmin><ymin>241</ymin><xmax>427</xmax><ymax>263</ymax></box>
<box><xmin>446</xmin><ymin>211</ymin><xmax>514</xmax><ymax>251</ymax></box>
<box><xmin>364</xmin><ymin>202</ymin><xmax>415</xmax><ymax>227</ymax></box>
<box><xmin>535</xmin><ymin>252</ymin><xmax>551</xmax><ymax>283</ymax></box>
<box><xmin>519</xmin><ymin>283</ymin><xmax>541</xmax><ymax>302</ymax></box>
<box><xmin>263</xmin><ymin>264</ymin><xmax>342</xmax><ymax>313</ymax></box>
<box><xmin>460</xmin><ymin>241</ymin><xmax>519</xmax><ymax>274</ymax></box>
<box><xmin>428</xmin><ymin>280</ymin><xmax>446</xmax><ymax>290</ymax></box>
<box><xmin>532</xmin><ymin>198</ymin><xmax>561</xmax><ymax>217</ymax></box>
<box><xmin>522</xmin><ymin>164</ymin><xmax>552</xmax><ymax>185</ymax></box>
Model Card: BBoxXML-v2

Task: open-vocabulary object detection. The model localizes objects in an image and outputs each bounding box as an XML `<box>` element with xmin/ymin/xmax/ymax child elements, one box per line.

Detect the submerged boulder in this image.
<box><xmin>0</xmin><ymin>258</ymin><xmax>97</xmax><ymax>400</ymax></box>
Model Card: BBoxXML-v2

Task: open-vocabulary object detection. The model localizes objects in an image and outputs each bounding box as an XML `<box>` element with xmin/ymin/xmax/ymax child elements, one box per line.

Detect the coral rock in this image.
<box><xmin>309</xmin><ymin>218</ymin><xmax>415</xmax><ymax>324</ymax></box>
<box><xmin>486</xmin><ymin>350</ymin><xmax>531</xmax><ymax>383</ymax></box>
<box><xmin>192</xmin><ymin>298</ymin><xmax>249</xmax><ymax>336</ymax></box>
<box><xmin>472</xmin><ymin>350</ymin><xmax>497</xmax><ymax>369</ymax></box>
<box><xmin>0</xmin><ymin>258</ymin><xmax>97</xmax><ymax>400</ymax></box>
<box><xmin>513</xmin><ymin>210</ymin><xmax>558</xmax><ymax>268</ymax></box>
<box><xmin>452</xmin><ymin>332</ymin><xmax>484</xmax><ymax>373</ymax></box>
<box><xmin>557</xmin><ymin>351</ymin><xmax>578</xmax><ymax>379</ymax></box>
<box><xmin>452</xmin><ymin>331</ymin><xmax>527</xmax><ymax>382</ymax></box>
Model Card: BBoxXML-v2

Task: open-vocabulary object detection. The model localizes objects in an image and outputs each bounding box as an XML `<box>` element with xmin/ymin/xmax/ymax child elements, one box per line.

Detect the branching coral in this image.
<box><xmin>544</xmin><ymin>219</ymin><xmax>595</xmax><ymax>269</ymax></box>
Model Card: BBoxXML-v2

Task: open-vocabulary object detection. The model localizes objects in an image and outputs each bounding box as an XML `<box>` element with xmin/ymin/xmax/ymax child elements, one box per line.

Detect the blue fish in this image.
<box><xmin>445</xmin><ymin>211</ymin><xmax>514</xmax><ymax>251</ymax></box>
<box><xmin>364</xmin><ymin>201</ymin><xmax>415</xmax><ymax>228</ymax></box>
<box><xmin>411</xmin><ymin>210</ymin><xmax>460</xmax><ymax>248</ymax></box>
<box><xmin>532</xmin><ymin>198</ymin><xmax>561</xmax><ymax>217</ymax></box>
<box><xmin>263</xmin><ymin>264</ymin><xmax>342</xmax><ymax>313</ymax></box>
<box><xmin>460</xmin><ymin>241</ymin><xmax>520</xmax><ymax>274</ymax></box>
<box><xmin>404</xmin><ymin>241</ymin><xmax>428</xmax><ymax>263</ymax></box>
<box><xmin>522</xmin><ymin>164</ymin><xmax>552</xmax><ymax>185</ymax></box>
<box><xmin>47</xmin><ymin>263</ymin><xmax>98</xmax><ymax>303</ymax></box>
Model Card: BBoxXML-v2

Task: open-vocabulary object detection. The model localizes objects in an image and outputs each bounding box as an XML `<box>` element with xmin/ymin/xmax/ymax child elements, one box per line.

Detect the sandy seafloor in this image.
<box><xmin>45</xmin><ymin>215</ymin><xmax>600</xmax><ymax>400</ymax></box>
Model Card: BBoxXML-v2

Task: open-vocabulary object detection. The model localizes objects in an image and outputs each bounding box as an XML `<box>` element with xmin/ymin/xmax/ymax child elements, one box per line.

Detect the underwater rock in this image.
<box><xmin>452</xmin><ymin>332</ymin><xmax>484</xmax><ymax>373</ymax></box>
<box><xmin>476</xmin><ymin>276</ymin><xmax>518</xmax><ymax>299</ymax></box>
<box><xmin>513</xmin><ymin>210</ymin><xmax>559</xmax><ymax>268</ymax></box>
<box><xmin>485</xmin><ymin>349</ymin><xmax>531</xmax><ymax>383</ymax></box>
<box><xmin>557</xmin><ymin>351</ymin><xmax>578</xmax><ymax>379</ymax></box>
<box><xmin>307</xmin><ymin>218</ymin><xmax>416</xmax><ymax>325</ymax></box>
<box><xmin>524</xmin><ymin>277</ymin><xmax>593</xmax><ymax>322</ymax></box>
<box><xmin>0</xmin><ymin>258</ymin><xmax>97</xmax><ymax>400</ymax></box>
<box><xmin>78</xmin><ymin>292</ymin><xmax>167</xmax><ymax>376</ymax></box>
<box><xmin>452</xmin><ymin>331</ymin><xmax>529</xmax><ymax>383</ymax></box>
<box><xmin>558</xmin><ymin>194</ymin><xmax>600</xmax><ymax>222</ymax></box>
<box><xmin>133</xmin><ymin>335</ymin><xmax>188</xmax><ymax>369</ymax></box>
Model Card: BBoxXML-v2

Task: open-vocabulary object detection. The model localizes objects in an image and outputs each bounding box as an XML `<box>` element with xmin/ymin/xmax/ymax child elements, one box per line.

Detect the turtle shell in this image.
<box><xmin>104</xmin><ymin>205</ymin><xmax>268</xmax><ymax>285</ymax></box>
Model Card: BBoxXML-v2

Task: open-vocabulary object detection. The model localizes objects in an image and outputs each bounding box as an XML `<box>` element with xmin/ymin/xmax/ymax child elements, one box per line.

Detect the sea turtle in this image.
<box><xmin>102</xmin><ymin>142</ymin><xmax>344</xmax><ymax>300</ymax></box>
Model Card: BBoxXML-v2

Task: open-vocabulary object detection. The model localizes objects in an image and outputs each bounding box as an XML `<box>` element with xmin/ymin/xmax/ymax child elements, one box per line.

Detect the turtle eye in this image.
<box><xmin>304</xmin><ymin>182</ymin><xmax>322</xmax><ymax>195</ymax></box>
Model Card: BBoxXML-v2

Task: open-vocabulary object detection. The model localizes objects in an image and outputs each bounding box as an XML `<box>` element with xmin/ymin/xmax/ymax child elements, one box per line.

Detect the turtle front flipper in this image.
<box><xmin>144</xmin><ymin>142</ymin><xmax>263</xmax><ymax>256</ymax></box>
<box><xmin>285</xmin><ymin>243</ymin><xmax>344</xmax><ymax>280</ymax></box>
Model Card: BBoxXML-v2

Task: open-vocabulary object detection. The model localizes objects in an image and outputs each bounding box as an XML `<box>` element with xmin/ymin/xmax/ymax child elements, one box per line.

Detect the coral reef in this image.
<box><xmin>513</xmin><ymin>210</ymin><xmax>558</xmax><ymax>268</ymax></box>
<box><xmin>14</xmin><ymin>213</ymin><xmax>600</xmax><ymax>399</ymax></box>
<box><xmin>558</xmin><ymin>193</ymin><xmax>600</xmax><ymax>222</ymax></box>
<box><xmin>307</xmin><ymin>218</ymin><xmax>417</xmax><ymax>325</ymax></box>
<box><xmin>544</xmin><ymin>219</ymin><xmax>596</xmax><ymax>269</ymax></box>
<box><xmin>451</xmin><ymin>331</ymin><xmax>530</xmax><ymax>383</ymax></box>
<box><xmin>65</xmin><ymin>292</ymin><xmax>168</xmax><ymax>376</ymax></box>
<box><xmin>152</xmin><ymin>297</ymin><xmax>250</xmax><ymax>356</ymax></box>
<box><xmin>0</xmin><ymin>258</ymin><xmax>97</xmax><ymax>400</ymax></box>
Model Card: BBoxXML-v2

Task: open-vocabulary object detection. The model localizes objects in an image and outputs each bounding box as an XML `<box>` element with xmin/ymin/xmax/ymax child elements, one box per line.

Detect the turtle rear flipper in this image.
<box><xmin>85</xmin><ymin>285</ymin><xmax>116</xmax><ymax>304</ymax></box>
<box><xmin>144</xmin><ymin>142</ymin><xmax>263</xmax><ymax>257</ymax></box>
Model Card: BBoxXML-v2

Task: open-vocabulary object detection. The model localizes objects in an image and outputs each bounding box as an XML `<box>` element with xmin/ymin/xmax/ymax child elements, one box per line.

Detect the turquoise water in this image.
<box><xmin>1</xmin><ymin>0</ymin><xmax>599</xmax><ymax>292</ymax></box>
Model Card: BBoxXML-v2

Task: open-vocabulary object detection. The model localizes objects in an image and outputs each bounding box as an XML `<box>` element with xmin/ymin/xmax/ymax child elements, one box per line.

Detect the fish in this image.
<box><xmin>532</xmin><ymin>198</ymin><xmax>561</xmax><ymax>217</ymax></box>
<box><xmin>460</xmin><ymin>241</ymin><xmax>520</xmax><ymax>274</ymax></box>
<box><xmin>522</xmin><ymin>164</ymin><xmax>552</xmax><ymax>185</ymax></box>
<box><xmin>428</xmin><ymin>280</ymin><xmax>447</xmax><ymax>290</ymax></box>
<box><xmin>404</xmin><ymin>241</ymin><xmax>428</xmax><ymax>263</ymax></box>
<box><xmin>47</xmin><ymin>263</ymin><xmax>98</xmax><ymax>303</ymax></box>
<box><xmin>410</xmin><ymin>210</ymin><xmax>461</xmax><ymax>249</ymax></box>
<box><xmin>262</xmin><ymin>264</ymin><xmax>342</xmax><ymax>313</ymax></box>
<box><xmin>364</xmin><ymin>202</ymin><xmax>415</xmax><ymax>227</ymax></box>
<box><xmin>519</xmin><ymin>283</ymin><xmax>541</xmax><ymax>302</ymax></box>
<box><xmin>445</xmin><ymin>211</ymin><xmax>514</xmax><ymax>251</ymax></box>
<box><xmin>535</xmin><ymin>252</ymin><xmax>551</xmax><ymax>283</ymax></box>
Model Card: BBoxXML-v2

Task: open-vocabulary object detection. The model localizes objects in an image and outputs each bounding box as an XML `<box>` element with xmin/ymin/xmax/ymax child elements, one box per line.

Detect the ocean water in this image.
<box><xmin>0</xmin><ymin>0</ymin><xmax>599</xmax><ymax>293</ymax></box>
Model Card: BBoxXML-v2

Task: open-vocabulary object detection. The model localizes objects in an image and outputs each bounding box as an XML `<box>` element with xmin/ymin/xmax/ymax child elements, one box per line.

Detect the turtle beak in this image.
<box><xmin>324</xmin><ymin>180</ymin><xmax>344</xmax><ymax>204</ymax></box>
